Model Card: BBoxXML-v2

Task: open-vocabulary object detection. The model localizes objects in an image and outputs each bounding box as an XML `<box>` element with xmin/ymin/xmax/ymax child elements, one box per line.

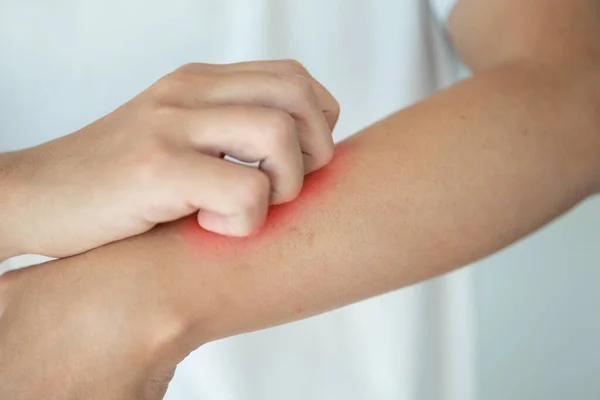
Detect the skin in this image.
<box><xmin>1</xmin><ymin>0</ymin><xmax>600</xmax><ymax>399</ymax></box>
<box><xmin>180</xmin><ymin>143</ymin><xmax>348</xmax><ymax>249</ymax></box>
<box><xmin>0</xmin><ymin>60</ymin><xmax>338</xmax><ymax>260</ymax></box>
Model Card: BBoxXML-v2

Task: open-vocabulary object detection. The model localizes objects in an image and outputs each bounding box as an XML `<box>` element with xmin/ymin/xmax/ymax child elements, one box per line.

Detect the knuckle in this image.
<box><xmin>150</xmin><ymin>73</ymin><xmax>186</xmax><ymax>100</ymax></box>
<box><xmin>261</xmin><ymin>111</ymin><xmax>296</xmax><ymax>149</ymax></box>
<box><xmin>150</xmin><ymin>67</ymin><xmax>212</xmax><ymax>105</ymax></box>
<box><xmin>174</xmin><ymin>62</ymin><xmax>205</xmax><ymax>74</ymax></box>
<box><xmin>277</xmin><ymin>59</ymin><xmax>309</xmax><ymax>75</ymax></box>
<box><xmin>282</xmin><ymin>73</ymin><xmax>315</xmax><ymax>103</ymax></box>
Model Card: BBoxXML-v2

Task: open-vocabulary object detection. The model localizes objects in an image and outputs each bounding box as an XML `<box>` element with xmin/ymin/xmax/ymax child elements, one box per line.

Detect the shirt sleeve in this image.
<box><xmin>429</xmin><ymin>0</ymin><xmax>459</xmax><ymax>27</ymax></box>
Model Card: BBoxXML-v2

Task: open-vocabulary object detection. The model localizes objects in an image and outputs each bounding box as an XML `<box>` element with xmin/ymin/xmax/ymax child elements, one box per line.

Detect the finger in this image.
<box><xmin>166</xmin><ymin>106</ymin><xmax>304</xmax><ymax>205</ymax></box>
<box><xmin>178</xmin><ymin>60</ymin><xmax>341</xmax><ymax>130</ymax></box>
<box><xmin>158</xmin><ymin>152</ymin><xmax>271</xmax><ymax>236</ymax></box>
<box><xmin>166</xmin><ymin>70</ymin><xmax>334</xmax><ymax>173</ymax></box>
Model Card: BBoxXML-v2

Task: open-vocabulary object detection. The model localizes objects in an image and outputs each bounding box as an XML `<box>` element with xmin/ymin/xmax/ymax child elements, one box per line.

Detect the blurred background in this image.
<box><xmin>473</xmin><ymin>198</ymin><xmax>600</xmax><ymax>399</ymax></box>
<box><xmin>0</xmin><ymin>1</ymin><xmax>599</xmax><ymax>399</ymax></box>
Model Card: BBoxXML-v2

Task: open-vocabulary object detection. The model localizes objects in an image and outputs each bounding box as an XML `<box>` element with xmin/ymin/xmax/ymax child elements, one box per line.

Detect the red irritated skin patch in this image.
<box><xmin>178</xmin><ymin>145</ymin><xmax>349</xmax><ymax>254</ymax></box>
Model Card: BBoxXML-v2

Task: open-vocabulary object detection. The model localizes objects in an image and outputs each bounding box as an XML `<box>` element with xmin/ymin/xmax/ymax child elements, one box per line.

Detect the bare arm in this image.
<box><xmin>139</xmin><ymin>0</ymin><xmax>599</xmax><ymax>343</ymax></box>
<box><xmin>1</xmin><ymin>2</ymin><xmax>600</xmax><ymax>396</ymax></box>
<box><xmin>151</xmin><ymin>64</ymin><xmax>600</xmax><ymax>345</ymax></box>
<box><xmin>41</xmin><ymin>0</ymin><xmax>600</xmax><ymax>334</ymax></box>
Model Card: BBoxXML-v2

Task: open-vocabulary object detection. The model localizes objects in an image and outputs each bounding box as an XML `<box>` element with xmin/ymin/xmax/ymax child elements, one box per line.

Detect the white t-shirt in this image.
<box><xmin>1</xmin><ymin>1</ymin><xmax>473</xmax><ymax>399</ymax></box>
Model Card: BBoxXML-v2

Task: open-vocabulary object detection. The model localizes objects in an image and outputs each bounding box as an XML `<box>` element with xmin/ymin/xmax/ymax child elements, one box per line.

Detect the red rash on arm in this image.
<box><xmin>178</xmin><ymin>144</ymin><xmax>350</xmax><ymax>252</ymax></box>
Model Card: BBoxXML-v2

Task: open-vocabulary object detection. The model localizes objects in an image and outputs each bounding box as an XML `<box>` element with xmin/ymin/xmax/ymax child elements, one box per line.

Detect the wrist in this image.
<box><xmin>0</xmin><ymin>151</ymin><xmax>29</xmax><ymax>260</ymax></box>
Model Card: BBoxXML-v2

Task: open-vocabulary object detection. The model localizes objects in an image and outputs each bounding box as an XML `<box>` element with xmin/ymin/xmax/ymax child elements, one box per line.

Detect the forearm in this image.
<box><xmin>99</xmin><ymin>59</ymin><xmax>600</xmax><ymax>347</ymax></box>
<box><xmin>0</xmin><ymin>151</ymin><xmax>27</xmax><ymax>261</ymax></box>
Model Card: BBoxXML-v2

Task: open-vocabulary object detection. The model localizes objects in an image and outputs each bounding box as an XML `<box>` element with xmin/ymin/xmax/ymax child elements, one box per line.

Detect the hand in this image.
<box><xmin>0</xmin><ymin>59</ymin><xmax>340</xmax><ymax>259</ymax></box>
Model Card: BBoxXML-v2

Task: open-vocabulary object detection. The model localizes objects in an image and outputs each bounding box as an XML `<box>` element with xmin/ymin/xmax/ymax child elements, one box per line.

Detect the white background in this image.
<box><xmin>0</xmin><ymin>1</ymin><xmax>599</xmax><ymax>398</ymax></box>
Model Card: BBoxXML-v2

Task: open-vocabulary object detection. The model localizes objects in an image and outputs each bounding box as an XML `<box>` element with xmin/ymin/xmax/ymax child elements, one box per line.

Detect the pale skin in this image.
<box><xmin>1</xmin><ymin>0</ymin><xmax>600</xmax><ymax>399</ymax></box>
<box><xmin>0</xmin><ymin>60</ymin><xmax>338</xmax><ymax>259</ymax></box>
